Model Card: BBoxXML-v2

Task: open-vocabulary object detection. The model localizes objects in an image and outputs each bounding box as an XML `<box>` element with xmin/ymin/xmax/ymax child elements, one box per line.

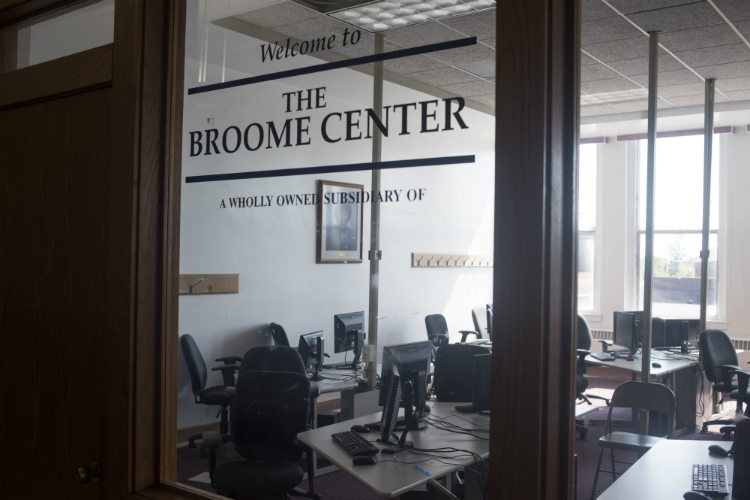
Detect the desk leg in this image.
<box><xmin>311</xmin><ymin>398</ymin><xmax>318</xmax><ymax>476</ymax></box>
<box><xmin>341</xmin><ymin>388</ymin><xmax>355</xmax><ymax>421</ymax></box>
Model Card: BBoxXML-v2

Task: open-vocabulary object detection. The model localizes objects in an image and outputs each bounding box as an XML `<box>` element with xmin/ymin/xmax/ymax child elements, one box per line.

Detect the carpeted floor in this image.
<box><xmin>176</xmin><ymin>377</ymin><xmax>731</xmax><ymax>499</ymax></box>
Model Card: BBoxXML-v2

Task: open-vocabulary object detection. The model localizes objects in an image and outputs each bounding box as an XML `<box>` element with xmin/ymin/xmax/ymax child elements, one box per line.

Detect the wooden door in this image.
<box><xmin>0</xmin><ymin>83</ymin><xmax>111</xmax><ymax>499</ymax></box>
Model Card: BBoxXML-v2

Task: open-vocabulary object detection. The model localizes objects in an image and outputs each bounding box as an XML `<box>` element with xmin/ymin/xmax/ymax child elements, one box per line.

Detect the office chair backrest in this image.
<box><xmin>425</xmin><ymin>314</ymin><xmax>451</xmax><ymax>346</ymax></box>
<box><xmin>577</xmin><ymin>315</ymin><xmax>592</xmax><ymax>351</ymax></box>
<box><xmin>607</xmin><ymin>381</ymin><xmax>675</xmax><ymax>436</ymax></box>
<box><xmin>486</xmin><ymin>305</ymin><xmax>493</xmax><ymax>341</ymax></box>
<box><xmin>269</xmin><ymin>322</ymin><xmax>291</xmax><ymax>347</ymax></box>
<box><xmin>700</xmin><ymin>329</ymin><xmax>738</xmax><ymax>383</ymax></box>
<box><xmin>472</xmin><ymin>307</ymin><xmax>487</xmax><ymax>338</ymax></box>
<box><xmin>180</xmin><ymin>334</ymin><xmax>207</xmax><ymax>396</ymax></box>
<box><xmin>432</xmin><ymin>343</ymin><xmax>491</xmax><ymax>402</ymax></box>
<box><xmin>232</xmin><ymin>346</ymin><xmax>310</xmax><ymax>462</ymax></box>
<box><xmin>651</xmin><ymin>317</ymin><xmax>666</xmax><ymax>348</ymax></box>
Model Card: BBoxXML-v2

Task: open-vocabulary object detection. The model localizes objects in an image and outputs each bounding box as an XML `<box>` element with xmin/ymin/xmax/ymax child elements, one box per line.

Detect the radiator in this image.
<box><xmin>589</xmin><ymin>330</ymin><xmax>749</xmax><ymax>351</ymax></box>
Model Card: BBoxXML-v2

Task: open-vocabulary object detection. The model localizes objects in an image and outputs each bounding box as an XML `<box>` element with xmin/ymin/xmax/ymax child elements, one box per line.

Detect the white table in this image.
<box><xmin>297</xmin><ymin>402</ymin><xmax>489</xmax><ymax>499</ymax></box>
<box><xmin>598</xmin><ymin>440</ymin><xmax>734</xmax><ymax>500</ymax></box>
<box><xmin>576</xmin><ymin>404</ymin><xmax>600</xmax><ymax>418</ymax></box>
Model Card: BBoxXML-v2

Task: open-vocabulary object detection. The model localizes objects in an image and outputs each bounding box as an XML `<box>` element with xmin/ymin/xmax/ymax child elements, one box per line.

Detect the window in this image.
<box><xmin>636</xmin><ymin>135</ymin><xmax>720</xmax><ymax>319</ymax></box>
<box><xmin>578</xmin><ymin>143</ymin><xmax>597</xmax><ymax>313</ymax></box>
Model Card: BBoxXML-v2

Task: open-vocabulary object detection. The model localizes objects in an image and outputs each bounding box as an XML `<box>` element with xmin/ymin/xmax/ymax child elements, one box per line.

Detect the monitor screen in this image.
<box><xmin>664</xmin><ymin>319</ymin><xmax>700</xmax><ymax>348</ymax></box>
<box><xmin>613</xmin><ymin>312</ymin><xmax>638</xmax><ymax>353</ymax></box>
<box><xmin>334</xmin><ymin>311</ymin><xmax>365</xmax><ymax>353</ymax></box>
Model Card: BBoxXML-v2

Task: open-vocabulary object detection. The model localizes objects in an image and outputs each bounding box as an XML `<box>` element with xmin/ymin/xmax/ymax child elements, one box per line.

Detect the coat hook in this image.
<box><xmin>190</xmin><ymin>278</ymin><xmax>203</xmax><ymax>294</ymax></box>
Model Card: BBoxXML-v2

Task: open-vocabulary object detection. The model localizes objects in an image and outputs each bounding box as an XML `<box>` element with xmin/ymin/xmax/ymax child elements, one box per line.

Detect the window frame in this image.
<box><xmin>578</xmin><ymin>142</ymin><xmax>602</xmax><ymax>317</ymax></box>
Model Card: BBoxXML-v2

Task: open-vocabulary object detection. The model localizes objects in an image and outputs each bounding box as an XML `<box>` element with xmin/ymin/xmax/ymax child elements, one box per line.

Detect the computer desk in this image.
<box><xmin>596</xmin><ymin>440</ymin><xmax>734</xmax><ymax>500</ymax></box>
<box><xmin>297</xmin><ymin>402</ymin><xmax>489</xmax><ymax>499</ymax></box>
<box><xmin>585</xmin><ymin>350</ymin><xmax>701</xmax><ymax>436</ymax></box>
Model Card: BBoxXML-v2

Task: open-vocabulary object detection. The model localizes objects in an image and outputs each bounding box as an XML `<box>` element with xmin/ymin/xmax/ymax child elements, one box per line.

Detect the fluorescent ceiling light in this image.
<box><xmin>329</xmin><ymin>0</ymin><xmax>496</xmax><ymax>33</ymax></box>
<box><xmin>581</xmin><ymin>88</ymin><xmax>648</xmax><ymax>107</ymax></box>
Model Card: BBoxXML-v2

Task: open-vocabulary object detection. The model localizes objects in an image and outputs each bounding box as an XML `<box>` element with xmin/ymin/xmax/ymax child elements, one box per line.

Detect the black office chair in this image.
<box><xmin>180</xmin><ymin>334</ymin><xmax>242</xmax><ymax>450</ymax></box>
<box><xmin>576</xmin><ymin>315</ymin><xmax>610</xmax><ymax>406</ymax></box>
<box><xmin>576</xmin><ymin>349</ymin><xmax>591</xmax><ymax>438</ymax></box>
<box><xmin>699</xmin><ymin>329</ymin><xmax>745</xmax><ymax>437</ymax></box>
<box><xmin>270</xmin><ymin>322</ymin><xmax>291</xmax><ymax>347</ymax></box>
<box><xmin>432</xmin><ymin>343</ymin><xmax>490</xmax><ymax>402</ymax></box>
<box><xmin>426</xmin><ymin>313</ymin><xmax>480</xmax><ymax>345</ymax></box>
<box><xmin>205</xmin><ymin>346</ymin><xmax>321</xmax><ymax>500</ymax></box>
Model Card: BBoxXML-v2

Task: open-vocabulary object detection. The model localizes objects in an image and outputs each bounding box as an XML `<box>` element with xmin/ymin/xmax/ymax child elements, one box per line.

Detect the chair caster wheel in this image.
<box><xmin>199</xmin><ymin>443</ymin><xmax>207</xmax><ymax>458</ymax></box>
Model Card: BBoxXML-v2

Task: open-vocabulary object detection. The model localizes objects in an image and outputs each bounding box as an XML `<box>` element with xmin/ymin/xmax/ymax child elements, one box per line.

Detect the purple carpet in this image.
<box><xmin>176</xmin><ymin>377</ymin><xmax>730</xmax><ymax>499</ymax></box>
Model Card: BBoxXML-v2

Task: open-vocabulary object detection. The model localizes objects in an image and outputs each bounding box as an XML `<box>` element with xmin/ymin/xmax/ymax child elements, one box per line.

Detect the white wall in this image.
<box><xmin>177</xmin><ymin>53</ymin><xmax>495</xmax><ymax>429</ymax></box>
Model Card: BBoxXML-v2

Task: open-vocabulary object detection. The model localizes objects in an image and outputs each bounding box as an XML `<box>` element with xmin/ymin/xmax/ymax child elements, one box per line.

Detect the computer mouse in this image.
<box><xmin>683</xmin><ymin>492</ymin><xmax>712</xmax><ymax>500</ymax></box>
<box><xmin>351</xmin><ymin>425</ymin><xmax>369</xmax><ymax>433</ymax></box>
<box><xmin>709</xmin><ymin>444</ymin><xmax>730</xmax><ymax>457</ymax></box>
<box><xmin>652</xmin><ymin>362</ymin><xmax>661</xmax><ymax>368</ymax></box>
<box><xmin>353</xmin><ymin>455</ymin><xmax>376</xmax><ymax>466</ymax></box>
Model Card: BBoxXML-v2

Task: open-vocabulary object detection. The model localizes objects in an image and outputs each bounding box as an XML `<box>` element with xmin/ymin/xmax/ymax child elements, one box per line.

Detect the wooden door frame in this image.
<box><xmin>1</xmin><ymin>0</ymin><xmax>580</xmax><ymax>498</ymax></box>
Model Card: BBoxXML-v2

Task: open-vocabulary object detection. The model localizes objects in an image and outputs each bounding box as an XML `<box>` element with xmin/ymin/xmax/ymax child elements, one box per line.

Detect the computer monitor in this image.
<box><xmin>378</xmin><ymin>341</ymin><xmax>433</xmax><ymax>453</ymax></box>
<box><xmin>333</xmin><ymin>311</ymin><xmax>366</xmax><ymax>369</ymax></box>
<box><xmin>613</xmin><ymin>312</ymin><xmax>639</xmax><ymax>361</ymax></box>
<box><xmin>613</xmin><ymin>311</ymin><xmax>669</xmax><ymax>348</ymax></box>
<box><xmin>664</xmin><ymin>319</ymin><xmax>700</xmax><ymax>352</ymax></box>
<box><xmin>472</xmin><ymin>353</ymin><xmax>492</xmax><ymax>412</ymax></box>
<box><xmin>298</xmin><ymin>331</ymin><xmax>324</xmax><ymax>380</ymax></box>
<box><xmin>486</xmin><ymin>304</ymin><xmax>493</xmax><ymax>342</ymax></box>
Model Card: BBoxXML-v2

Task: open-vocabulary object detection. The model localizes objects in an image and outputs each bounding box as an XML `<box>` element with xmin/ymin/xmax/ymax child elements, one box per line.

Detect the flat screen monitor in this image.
<box><xmin>298</xmin><ymin>331</ymin><xmax>324</xmax><ymax>380</ymax></box>
<box><xmin>473</xmin><ymin>353</ymin><xmax>492</xmax><ymax>412</ymax></box>
<box><xmin>486</xmin><ymin>304</ymin><xmax>493</xmax><ymax>342</ymax></box>
<box><xmin>613</xmin><ymin>312</ymin><xmax>639</xmax><ymax>360</ymax></box>
<box><xmin>613</xmin><ymin>311</ymin><xmax>669</xmax><ymax>348</ymax></box>
<box><xmin>334</xmin><ymin>311</ymin><xmax>365</xmax><ymax>353</ymax></box>
<box><xmin>378</xmin><ymin>341</ymin><xmax>433</xmax><ymax>451</ymax></box>
<box><xmin>664</xmin><ymin>319</ymin><xmax>700</xmax><ymax>351</ymax></box>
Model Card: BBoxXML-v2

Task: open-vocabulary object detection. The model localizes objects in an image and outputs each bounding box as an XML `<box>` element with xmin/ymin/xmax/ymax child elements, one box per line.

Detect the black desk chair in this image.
<box><xmin>205</xmin><ymin>346</ymin><xmax>321</xmax><ymax>500</ymax></box>
<box><xmin>576</xmin><ymin>349</ymin><xmax>591</xmax><ymax>438</ymax></box>
<box><xmin>270</xmin><ymin>322</ymin><xmax>291</xmax><ymax>347</ymax></box>
<box><xmin>577</xmin><ymin>315</ymin><xmax>610</xmax><ymax>407</ymax></box>
<box><xmin>590</xmin><ymin>382</ymin><xmax>675</xmax><ymax>499</ymax></box>
<box><xmin>180</xmin><ymin>334</ymin><xmax>242</xmax><ymax>450</ymax></box>
<box><xmin>426</xmin><ymin>313</ymin><xmax>480</xmax><ymax>345</ymax></box>
<box><xmin>699</xmin><ymin>329</ymin><xmax>745</xmax><ymax>437</ymax></box>
<box><xmin>432</xmin><ymin>343</ymin><xmax>490</xmax><ymax>402</ymax></box>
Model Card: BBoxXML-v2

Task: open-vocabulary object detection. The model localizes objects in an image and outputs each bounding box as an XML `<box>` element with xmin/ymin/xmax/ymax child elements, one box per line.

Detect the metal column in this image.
<box><xmin>699</xmin><ymin>79</ymin><xmax>716</xmax><ymax>334</ymax></box>
<box><xmin>640</xmin><ymin>31</ymin><xmax>659</xmax><ymax>434</ymax></box>
<box><xmin>366</xmin><ymin>34</ymin><xmax>384</xmax><ymax>390</ymax></box>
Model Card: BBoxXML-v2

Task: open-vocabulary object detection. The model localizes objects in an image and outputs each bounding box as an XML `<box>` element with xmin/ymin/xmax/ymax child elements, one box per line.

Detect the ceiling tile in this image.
<box><xmin>734</xmin><ymin>20</ymin><xmax>750</xmax><ymax>41</ymax></box>
<box><xmin>694</xmin><ymin>60</ymin><xmax>750</xmax><ymax>79</ymax></box>
<box><xmin>581</xmin><ymin>0</ymin><xmax>618</xmax><ymax>22</ymax></box>
<box><xmin>631</xmin><ymin>68</ymin><xmax>701</xmax><ymax>86</ymax></box>
<box><xmin>429</xmin><ymin>43</ymin><xmax>497</xmax><ymax>66</ymax></box>
<box><xmin>439</xmin><ymin>80</ymin><xmax>496</xmax><ymax>97</ymax></box>
<box><xmin>723</xmin><ymin>89</ymin><xmax>750</xmax><ymax>100</ymax></box>
<box><xmin>659</xmin><ymin>24</ymin><xmax>742</xmax><ymax>52</ymax></box>
<box><xmin>440</xmin><ymin>10</ymin><xmax>496</xmax><ymax>40</ymax></box>
<box><xmin>406</xmin><ymin>67</ymin><xmax>478</xmax><ymax>86</ymax></box>
<box><xmin>581</xmin><ymin>103</ymin><xmax>621</xmax><ymax>116</ymax></box>
<box><xmin>715</xmin><ymin>76</ymin><xmax>750</xmax><ymax>92</ymax></box>
<box><xmin>273</xmin><ymin>15</ymin><xmax>344</xmax><ymax>41</ymax></box>
<box><xmin>582</xmin><ymin>53</ymin><xmax>599</xmax><ymax>66</ymax></box>
<box><xmin>582</xmin><ymin>16</ymin><xmax>644</xmax><ymax>45</ymax></box>
<box><xmin>626</xmin><ymin>2</ymin><xmax>724</xmax><ymax>33</ymax></box>
<box><xmin>606</xmin><ymin>0</ymin><xmax>700</xmax><ymax>15</ymax></box>
<box><xmin>581</xmin><ymin>77</ymin><xmax>641</xmax><ymax>94</ymax></box>
<box><xmin>581</xmin><ymin>63</ymin><xmax>621</xmax><ymax>82</ymax></box>
<box><xmin>482</xmin><ymin>37</ymin><xmax>496</xmax><ymax>49</ymax></box>
<box><xmin>668</xmin><ymin>93</ymin><xmax>729</xmax><ymax>106</ymax></box>
<box><xmin>383</xmin><ymin>23</ymin><xmax>462</xmax><ymax>48</ymax></box>
<box><xmin>608</xmin><ymin>98</ymin><xmax>672</xmax><ymax>112</ymax></box>
<box><xmin>234</xmin><ymin>1</ymin><xmax>318</xmax><ymax>29</ymax></box>
<box><xmin>656</xmin><ymin>82</ymin><xmax>705</xmax><ymax>97</ymax></box>
<box><xmin>607</xmin><ymin>53</ymin><xmax>684</xmax><ymax>76</ymax></box>
<box><xmin>712</xmin><ymin>0</ymin><xmax>750</xmax><ymax>23</ymax></box>
<box><xmin>384</xmin><ymin>54</ymin><xmax>446</xmax><ymax>74</ymax></box>
<box><xmin>672</xmin><ymin>43</ymin><xmax>750</xmax><ymax>68</ymax></box>
<box><xmin>456</xmin><ymin>59</ymin><xmax>495</xmax><ymax>78</ymax></box>
<box><xmin>584</xmin><ymin>37</ymin><xmax>663</xmax><ymax>63</ymax></box>
<box><xmin>470</xmin><ymin>94</ymin><xmax>495</xmax><ymax>107</ymax></box>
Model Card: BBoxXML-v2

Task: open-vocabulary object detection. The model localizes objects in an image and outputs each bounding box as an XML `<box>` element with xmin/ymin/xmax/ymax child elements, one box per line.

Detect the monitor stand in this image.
<box><xmin>333</xmin><ymin>329</ymin><xmax>364</xmax><ymax>370</ymax></box>
<box><xmin>382</xmin><ymin>381</ymin><xmax>418</xmax><ymax>455</ymax></box>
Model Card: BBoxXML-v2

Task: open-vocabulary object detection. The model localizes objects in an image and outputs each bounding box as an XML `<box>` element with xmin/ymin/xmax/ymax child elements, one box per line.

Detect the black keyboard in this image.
<box><xmin>331</xmin><ymin>431</ymin><xmax>379</xmax><ymax>456</ymax></box>
<box><xmin>590</xmin><ymin>352</ymin><xmax>615</xmax><ymax>361</ymax></box>
<box><xmin>692</xmin><ymin>464</ymin><xmax>729</xmax><ymax>497</ymax></box>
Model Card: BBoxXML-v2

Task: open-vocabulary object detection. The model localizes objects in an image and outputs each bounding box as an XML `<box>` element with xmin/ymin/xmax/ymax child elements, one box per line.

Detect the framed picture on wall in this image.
<box><xmin>317</xmin><ymin>180</ymin><xmax>364</xmax><ymax>263</ymax></box>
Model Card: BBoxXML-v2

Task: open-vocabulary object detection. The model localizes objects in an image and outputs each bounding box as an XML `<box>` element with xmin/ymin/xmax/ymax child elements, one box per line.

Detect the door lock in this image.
<box><xmin>75</xmin><ymin>461</ymin><xmax>102</xmax><ymax>483</ymax></box>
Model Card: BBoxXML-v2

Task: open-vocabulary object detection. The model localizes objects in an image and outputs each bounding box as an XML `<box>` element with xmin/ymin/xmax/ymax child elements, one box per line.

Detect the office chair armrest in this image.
<box><xmin>202</xmin><ymin>431</ymin><xmax>223</xmax><ymax>481</ymax></box>
<box><xmin>224</xmin><ymin>386</ymin><xmax>236</xmax><ymax>397</ymax></box>
<box><xmin>212</xmin><ymin>365</ymin><xmax>240</xmax><ymax>387</ymax></box>
<box><xmin>597</xmin><ymin>340</ymin><xmax>612</xmax><ymax>352</ymax></box>
<box><xmin>716</xmin><ymin>364</ymin><xmax>742</xmax><ymax>391</ymax></box>
<box><xmin>310</xmin><ymin>386</ymin><xmax>320</xmax><ymax>399</ymax></box>
<box><xmin>576</xmin><ymin>350</ymin><xmax>590</xmax><ymax>375</ymax></box>
<box><xmin>730</xmin><ymin>369</ymin><xmax>750</xmax><ymax>402</ymax></box>
<box><xmin>215</xmin><ymin>356</ymin><xmax>242</xmax><ymax>365</ymax></box>
<box><xmin>459</xmin><ymin>330</ymin><xmax>479</xmax><ymax>342</ymax></box>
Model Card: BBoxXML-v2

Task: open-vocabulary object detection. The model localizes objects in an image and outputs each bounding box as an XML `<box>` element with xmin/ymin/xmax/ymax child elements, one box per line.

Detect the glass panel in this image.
<box><xmin>578</xmin><ymin>233</ymin><xmax>595</xmax><ymax>313</ymax></box>
<box><xmin>10</xmin><ymin>0</ymin><xmax>114</xmax><ymax>71</ymax></box>
<box><xmin>578</xmin><ymin>143</ymin><xmax>597</xmax><ymax>232</ymax></box>
<box><xmin>638</xmin><ymin>232</ymin><xmax>718</xmax><ymax>318</ymax></box>
<box><xmin>638</xmin><ymin>135</ymin><xmax>720</xmax><ymax>232</ymax></box>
